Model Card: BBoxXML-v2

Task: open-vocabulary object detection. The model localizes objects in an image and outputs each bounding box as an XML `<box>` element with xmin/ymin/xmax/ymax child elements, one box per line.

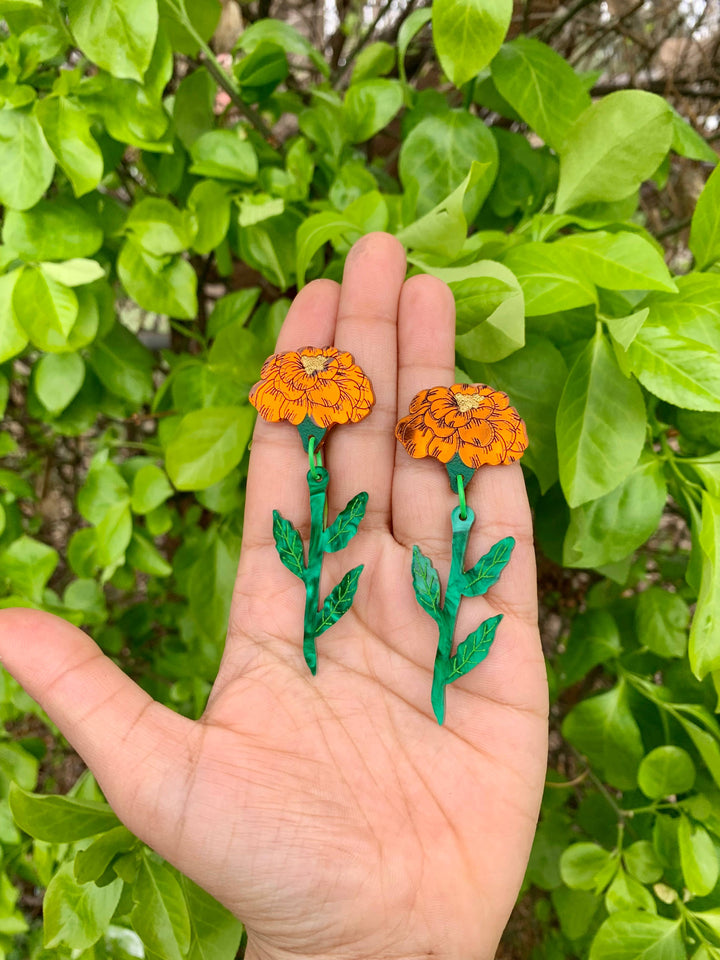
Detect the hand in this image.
<box><xmin>0</xmin><ymin>234</ymin><xmax>548</xmax><ymax>960</ymax></box>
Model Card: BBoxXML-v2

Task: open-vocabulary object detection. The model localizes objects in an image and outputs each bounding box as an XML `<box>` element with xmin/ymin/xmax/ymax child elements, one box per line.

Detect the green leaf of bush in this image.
<box><xmin>43</xmin><ymin>862</ymin><xmax>122</xmax><ymax>950</ymax></box>
<box><xmin>638</xmin><ymin>746</ymin><xmax>696</xmax><ymax>799</ymax></box>
<box><xmin>166</xmin><ymin>405</ymin><xmax>255</xmax><ymax>490</ymax></box>
<box><xmin>491</xmin><ymin>37</ymin><xmax>590</xmax><ymax>151</ymax></box>
<box><xmin>555</xmin><ymin>91</ymin><xmax>673</xmax><ymax>213</ymax></box>
<box><xmin>66</xmin><ymin>0</ymin><xmax>158</xmax><ymax>83</ymax></box>
<box><xmin>556</xmin><ymin>325</ymin><xmax>646</xmax><ymax>508</ymax></box>
<box><xmin>433</xmin><ymin>0</ymin><xmax>512</xmax><ymax>88</ymax></box>
<box><xmin>689</xmin><ymin>162</ymin><xmax>720</xmax><ymax>270</ymax></box>
<box><xmin>9</xmin><ymin>783</ymin><xmax>119</xmax><ymax>840</ymax></box>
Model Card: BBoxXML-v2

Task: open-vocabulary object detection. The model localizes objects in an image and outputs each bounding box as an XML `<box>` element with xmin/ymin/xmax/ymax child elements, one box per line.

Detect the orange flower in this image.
<box><xmin>395</xmin><ymin>384</ymin><xmax>528</xmax><ymax>469</ymax></box>
<box><xmin>249</xmin><ymin>346</ymin><xmax>374</xmax><ymax>429</ymax></box>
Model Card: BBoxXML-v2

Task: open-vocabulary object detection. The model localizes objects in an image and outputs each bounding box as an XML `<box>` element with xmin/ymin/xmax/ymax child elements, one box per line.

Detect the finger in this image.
<box><xmin>392</xmin><ymin>273</ymin><xmax>457</xmax><ymax>554</ymax></box>
<box><xmin>242</xmin><ymin>279</ymin><xmax>340</xmax><ymax>552</ymax></box>
<box><xmin>0</xmin><ymin>609</ymin><xmax>195</xmax><ymax>855</ymax></box>
<box><xmin>326</xmin><ymin>233</ymin><xmax>407</xmax><ymax>530</ymax></box>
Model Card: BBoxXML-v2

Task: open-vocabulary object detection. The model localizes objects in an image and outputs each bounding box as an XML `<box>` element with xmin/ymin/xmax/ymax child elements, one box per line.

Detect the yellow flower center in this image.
<box><xmin>454</xmin><ymin>392</ymin><xmax>482</xmax><ymax>413</ymax></box>
<box><xmin>301</xmin><ymin>355</ymin><xmax>328</xmax><ymax>375</ymax></box>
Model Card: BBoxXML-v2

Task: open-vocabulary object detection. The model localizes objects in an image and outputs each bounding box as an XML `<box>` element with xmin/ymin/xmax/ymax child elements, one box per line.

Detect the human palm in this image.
<box><xmin>0</xmin><ymin>234</ymin><xmax>548</xmax><ymax>960</ymax></box>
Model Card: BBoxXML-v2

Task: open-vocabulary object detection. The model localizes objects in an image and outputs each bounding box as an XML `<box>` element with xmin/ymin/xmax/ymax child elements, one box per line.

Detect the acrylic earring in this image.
<box><xmin>249</xmin><ymin>346</ymin><xmax>375</xmax><ymax>675</ymax></box>
<box><xmin>395</xmin><ymin>383</ymin><xmax>529</xmax><ymax>725</ymax></box>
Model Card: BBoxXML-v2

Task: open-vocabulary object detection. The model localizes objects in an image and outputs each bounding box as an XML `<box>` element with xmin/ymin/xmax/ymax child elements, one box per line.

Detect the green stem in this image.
<box><xmin>431</xmin><ymin>506</ymin><xmax>474</xmax><ymax>724</ymax></box>
<box><xmin>164</xmin><ymin>0</ymin><xmax>279</xmax><ymax>147</ymax></box>
<box><xmin>303</xmin><ymin>467</ymin><xmax>329</xmax><ymax>675</ymax></box>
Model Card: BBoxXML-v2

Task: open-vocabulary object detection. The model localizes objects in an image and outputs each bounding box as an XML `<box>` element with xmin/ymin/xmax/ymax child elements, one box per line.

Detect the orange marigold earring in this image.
<box><xmin>250</xmin><ymin>346</ymin><xmax>374</xmax><ymax>674</ymax></box>
<box><xmin>395</xmin><ymin>383</ymin><xmax>528</xmax><ymax>724</ymax></box>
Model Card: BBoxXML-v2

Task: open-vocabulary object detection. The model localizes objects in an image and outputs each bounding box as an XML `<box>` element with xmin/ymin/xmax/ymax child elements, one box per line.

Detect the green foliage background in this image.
<box><xmin>0</xmin><ymin>0</ymin><xmax>719</xmax><ymax>956</ymax></box>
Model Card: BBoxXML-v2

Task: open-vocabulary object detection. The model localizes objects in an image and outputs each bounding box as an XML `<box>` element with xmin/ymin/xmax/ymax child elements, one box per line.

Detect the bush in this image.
<box><xmin>0</xmin><ymin>0</ymin><xmax>718</xmax><ymax>956</ymax></box>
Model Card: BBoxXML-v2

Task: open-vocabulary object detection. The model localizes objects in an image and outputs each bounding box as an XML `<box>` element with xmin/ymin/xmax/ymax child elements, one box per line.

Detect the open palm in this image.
<box><xmin>0</xmin><ymin>234</ymin><xmax>548</xmax><ymax>960</ymax></box>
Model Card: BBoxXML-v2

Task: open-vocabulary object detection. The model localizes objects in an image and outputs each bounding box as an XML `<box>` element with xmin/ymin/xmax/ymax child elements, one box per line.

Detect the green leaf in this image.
<box><xmin>189</xmin><ymin>130</ymin><xmax>258</xmax><ymax>181</ymax></box>
<box><xmin>35</xmin><ymin>95</ymin><xmax>104</xmax><ymax>197</ymax></box>
<box><xmin>166</xmin><ymin>405</ymin><xmax>255</xmax><ymax>490</ymax></box>
<box><xmin>35</xmin><ymin>351</ymin><xmax>85</xmax><ymax>414</ymax></box>
<box><xmin>180</xmin><ymin>875</ymin><xmax>244</xmax><ymax>960</ymax></box>
<box><xmin>638</xmin><ymin>746</ymin><xmax>696</xmax><ymax>800</ymax></box>
<box><xmin>491</xmin><ymin>37</ymin><xmax>591</xmax><ymax>151</ymax></box>
<box><xmin>557</xmin><ymin>609</ymin><xmax>622</xmax><ymax>689</ymax></box>
<box><xmin>324</xmin><ymin>492</ymin><xmax>368</xmax><ymax>553</ymax></box>
<box><xmin>623</xmin><ymin>841</ymin><xmax>663</xmax><ymax>885</ymax></box>
<box><xmin>118</xmin><ymin>238</ymin><xmax>197</xmax><ymax>320</ymax></box>
<box><xmin>87</xmin><ymin>322</ymin><xmax>154</xmax><ymax>405</ymax></box>
<box><xmin>235</xmin><ymin>17</ymin><xmax>329</xmax><ymax>77</ymax></box>
<box><xmin>238</xmin><ymin>193</ymin><xmax>284</xmax><ymax>227</ymax></box>
<box><xmin>67</xmin><ymin>0</ymin><xmax>158</xmax><ymax>82</ymax></box>
<box><xmin>295</xmin><ymin>211</ymin><xmax>358</xmax><ymax>287</ymax></box>
<box><xmin>1</xmin><ymin>535</ymin><xmax>57</xmax><ymax>602</ymax></box>
<box><xmin>189</xmin><ymin>179</ymin><xmax>232</xmax><ymax>255</ymax></box>
<box><xmin>635</xmin><ymin>587</ymin><xmax>689</xmax><ymax>659</ymax></box>
<box><xmin>207</xmin><ymin>320</ymin><xmax>266</xmax><ymax>390</ymax></box>
<box><xmin>342</xmin><ymin>79</ymin><xmax>403</xmax><ymax>143</ymax></box>
<box><xmin>63</xmin><ymin>578</ymin><xmax>107</xmax><ymax>625</ymax></box>
<box><xmin>0</xmin><ymin>106</ymin><xmax>55</xmax><ymax>211</ymax></box>
<box><xmin>173</xmin><ymin>66</ymin><xmax>215</xmax><ymax>149</ymax></box>
<box><xmin>463</xmin><ymin>336</ymin><xmax>567</xmax><ymax>492</ymax></box>
<box><xmin>159</xmin><ymin>0</ymin><xmax>220</xmax><ymax>56</ymax></box>
<box><xmin>130</xmin><ymin>857</ymin><xmax>191</xmax><ymax>960</ymax></box>
<box><xmin>604</xmin><ymin>870</ymin><xmax>656</xmax><ymax>916</ymax></box>
<box><xmin>41</xmin><ymin>259</ymin><xmax>104</xmax><ymax>287</ymax></box>
<box><xmin>555</xmin><ymin>91</ymin><xmax>673</xmax><ymax>213</ymax></box>
<box><xmin>13</xmin><ymin>265</ymin><xmax>78</xmax><ymax>348</ymax></box>
<box><xmin>556</xmin><ymin>324</ymin><xmax>646</xmax><ymax>508</ymax></box>
<box><xmin>462</xmin><ymin>537</ymin><xmax>513</xmax><ymax>597</ymax></box>
<box><xmin>74</xmin><ymin>825</ymin><xmax>137</xmax><ymax>884</ymax></box>
<box><xmin>0</xmin><ymin>270</ymin><xmax>28</xmax><ymax>362</ymax></box>
<box><xmin>351</xmin><ymin>41</ymin><xmax>396</xmax><ymax>83</ymax></box>
<box><xmin>605</xmin><ymin>308</ymin><xmax>649</xmax><ymax>351</ymax></box>
<box><xmin>671</xmin><ymin>110</ymin><xmax>718</xmax><ymax>164</ymax></box>
<box><xmin>131</xmin><ymin>464</ymin><xmax>173</xmax><ymax>514</ymax></box>
<box><xmin>421</xmin><ymin>258</ymin><xmax>524</xmax><ymax>361</ymax></box>
<box><xmin>43</xmin><ymin>862</ymin><xmax>122</xmax><ymax>950</ymax></box>
<box><xmin>235</xmin><ymin>40</ymin><xmax>287</xmax><ymax>88</ymax></box>
<box><xmin>690</xmin><ymin>162</ymin><xmax>720</xmax><ymax>270</ymax></box>
<box><xmin>398</xmin><ymin>8</ymin><xmax>432</xmax><ymax>82</ymax></box>
<box><xmin>432</xmin><ymin>0</ymin><xmax>512</xmax><ymax>88</ymax></box>
<box><xmin>555</xmin><ymin>231</ymin><xmax>677</xmax><ymax>293</ymax></box>
<box><xmin>560</xmin><ymin>843</ymin><xmax>613</xmax><ymax>892</ymax></box>
<box><xmin>564</xmin><ymin>454</ymin><xmax>667</xmax><ymax>569</ymax></box>
<box><xmin>9</xmin><ymin>783</ymin><xmax>119</xmax><ymax>840</ymax></box>
<box><xmin>94</xmin><ymin>500</ymin><xmax>132</xmax><ymax>568</ymax></box>
<box><xmin>500</xmin><ymin>241</ymin><xmax>596</xmax><ymax>317</ymax></box>
<box><xmin>272</xmin><ymin>510</ymin><xmax>305</xmax><ymax>578</ymax></box>
<box><xmin>679</xmin><ymin>815</ymin><xmax>719</xmax><ymax>897</ymax></box>
<box><xmin>690</xmin><ymin>492</ymin><xmax>720</xmax><ymax>680</ymax></box>
<box><xmin>448</xmin><ymin>613</ymin><xmax>502</xmax><ymax>681</ymax></box>
<box><xmin>127</xmin><ymin>530</ymin><xmax>171</xmax><ymax>576</ymax></box>
<box><xmin>125</xmin><ymin>197</ymin><xmax>197</xmax><ymax>256</ymax></box>
<box><xmin>316</xmin><ymin>565</ymin><xmax>363</xmax><ymax>637</ymax></box>
<box><xmin>625</xmin><ymin>321</ymin><xmax>720</xmax><ymax>412</ymax></box>
<box><xmin>208</xmin><ymin>287</ymin><xmax>261</xmax><ymax>339</ymax></box>
<box><xmin>188</xmin><ymin>528</ymin><xmax>239</xmax><ymax>643</ymax></box>
<box><xmin>589</xmin><ymin>912</ymin><xmax>684</xmax><ymax>960</ymax></box>
<box><xmin>399</xmin><ymin>111</ymin><xmax>498</xmax><ymax>219</ymax></box>
<box><xmin>411</xmin><ymin>546</ymin><xmax>442</xmax><ymax>620</ymax></box>
<box><xmin>78</xmin><ymin>456</ymin><xmax>129</xmax><ymax>524</ymax></box>
<box><xmin>552</xmin><ymin>887</ymin><xmax>600</xmax><ymax>941</ymax></box>
<box><xmin>562</xmin><ymin>679</ymin><xmax>643</xmax><ymax>790</ymax></box>
<box><xmin>2</xmin><ymin>197</ymin><xmax>103</xmax><ymax>261</ymax></box>
<box><xmin>397</xmin><ymin>161</ymin><xmax>491</xmax><ymax>260</ymax></box>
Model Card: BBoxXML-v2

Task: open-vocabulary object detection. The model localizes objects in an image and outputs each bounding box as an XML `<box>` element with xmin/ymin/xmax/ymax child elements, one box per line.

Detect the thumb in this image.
<box><xmin>0</xmin><ymin>608</ymin><xmax>196</xmax><ymax>852</ymax></box>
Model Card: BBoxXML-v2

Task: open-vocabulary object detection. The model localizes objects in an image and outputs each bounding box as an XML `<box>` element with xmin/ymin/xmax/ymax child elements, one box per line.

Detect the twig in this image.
<box><xmin>332</xmin><ymin>0</ymin><xmax>396</xmax><ymax>84</ymax></box>
<box><xmin>656</xmin><ymin>216</ymin><xmax>693</xmax><ymax>240</ymax></box>
<box><xmin>533</xmin><ymin>0</ymin><xmax>599</xmax><ymax>41</ymax></box>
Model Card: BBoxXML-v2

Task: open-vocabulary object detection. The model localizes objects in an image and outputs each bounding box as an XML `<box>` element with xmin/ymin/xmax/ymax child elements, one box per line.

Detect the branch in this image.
<box><xmin>591</xmin><ymin>78</ymin><xmax>720</xmax><ymax>98</ymax></box>
<box><xmin>331</xmin><ymin>0</ymin><xmax>397</xmax><ymax>84</ymax></box>
<box><xmin>533</xmin><ymin>0</ymin><xmax>600</xmax><ymax>42</ymax></box>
